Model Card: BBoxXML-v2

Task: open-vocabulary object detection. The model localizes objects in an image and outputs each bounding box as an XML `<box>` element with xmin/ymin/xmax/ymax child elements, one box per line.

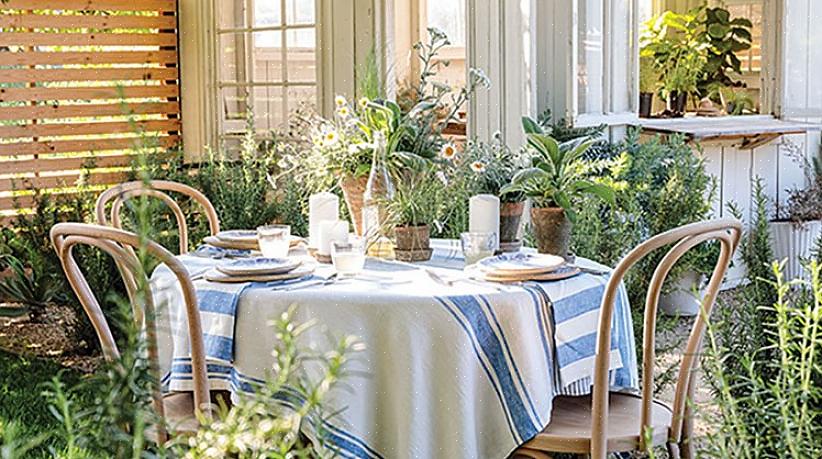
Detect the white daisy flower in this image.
<box><xmin>335</xmin><ymin>95</ymin><xmax>347</xmax><ymax>107</ymax></box>
<box><xmin>359</xmin><ymin>97</ymin><xmax>369</xmax><ymax>109</ymax></box>
<box><xmin>337</xmin><ymin>105</ymin><xmax>350</xmax><ymax>118</ymax></box>
<box><xmin>439</xmin><ymin>143</ymin><xmax>457</xmax><ymax>160</ymax></box>
<box><xmin>323</xmin><ymin>129</ymin><xmax>339</xmax><ymax>147</ymax></box>
<box><xmin>470</xmin><ymin>161</ymin><xmax>486</xmax><ymax>173</ymax></box>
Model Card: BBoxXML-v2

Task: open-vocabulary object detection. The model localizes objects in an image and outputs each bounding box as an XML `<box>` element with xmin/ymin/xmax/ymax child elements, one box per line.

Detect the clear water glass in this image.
<box><xmin>331</xmin><ymin>236</ymin><xmax>366</xmax><ymax>278</ymax></box>
<box><xmin>461</xmin><ymin>232</ymin><xmax>497</xmax><ymax>266</ymax></box>
<box><xmin>257</xmin><ymin>225</ymin><xmax>291</xmax><ymax>258</ymax></box>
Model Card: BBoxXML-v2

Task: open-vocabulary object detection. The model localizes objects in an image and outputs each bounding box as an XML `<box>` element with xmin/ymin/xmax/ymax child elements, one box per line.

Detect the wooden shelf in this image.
<box><xmin>635</xmin><ymin>115</ymin><xmax>820</xmax><ymax>148</ymax></box>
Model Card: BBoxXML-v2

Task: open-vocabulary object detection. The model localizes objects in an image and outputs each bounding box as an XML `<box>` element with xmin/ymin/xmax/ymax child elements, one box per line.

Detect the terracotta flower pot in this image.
<box><xmin>530</xmin><ymin>207</ymin><xmax>572</xmax><ymax>257</ymax></box>
<box><xmin>340</xmin><ymin>175</ymin><xmax>369</xmax><ymax>236</ymax></box>
<box><xmin>499</xmin><ymin>201</ymin><xmax>525</xmax><ymax>243</ymax></box>
<box><xmin>394</xmin><ymin>224</ymin><xmax>432</xmax><ymax>262</ymax></box>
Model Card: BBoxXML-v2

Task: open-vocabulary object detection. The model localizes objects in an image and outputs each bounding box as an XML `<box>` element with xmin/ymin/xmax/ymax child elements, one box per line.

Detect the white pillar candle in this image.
<box><xmin>469</xmin><ymin>194</ymin><xmax>500</xmax><ymax>250</ymax></box>
<box><xmin>318</xmin><ymin>220</ymin><xmax>349</xmax><ymax>255</ymax></box>
<box><xmin>309</xmin><ymin>192</ymin><xmax>339</xmax><ymax>248</ymax></box>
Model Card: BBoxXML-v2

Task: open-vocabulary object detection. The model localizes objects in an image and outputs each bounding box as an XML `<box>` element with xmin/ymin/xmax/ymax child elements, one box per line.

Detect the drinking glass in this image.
<box><xmin>257</xmin><ymin>225</ymin><xmax>291</xmax><ymax>258</ymax></box>
<box><xmin>460</xmin><ymin>232</ymin><xmax>497</xmax><ymax>266</ymax></box>
<box><xmin>331</xmin><ymin>236</ymin><xmax>366</xmax><ymax>278</ymax></box>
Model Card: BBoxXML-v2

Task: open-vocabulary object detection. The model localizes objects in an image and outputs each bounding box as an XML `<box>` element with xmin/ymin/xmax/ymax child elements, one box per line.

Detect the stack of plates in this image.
<box><xmin>203</xmin><ymin>257</ymin><xmax>314</xmax><ymax>283</ymax></box>
<box><xmin>470</xmin><ymin>253</ymin><xmax>580</xmax><ymax>283</ymax></box>
<box><xmin>203</xmin><ymin>230</ymin><xmax>306</xmax><ymax>251</ymax></box>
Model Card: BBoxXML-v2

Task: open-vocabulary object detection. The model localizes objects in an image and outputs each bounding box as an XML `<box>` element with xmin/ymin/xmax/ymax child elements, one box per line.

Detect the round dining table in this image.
<box><xmin>151</xmin><ymin>239</ymin><xmax>638</xmax><ymax>459</ymax></box>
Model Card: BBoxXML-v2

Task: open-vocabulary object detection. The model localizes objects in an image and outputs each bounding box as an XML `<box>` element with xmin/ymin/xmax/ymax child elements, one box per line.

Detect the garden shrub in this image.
<box><xmin>703</xmin><ymin>261</ymin><xmax>822</xmax><ymax>458</ymax></box>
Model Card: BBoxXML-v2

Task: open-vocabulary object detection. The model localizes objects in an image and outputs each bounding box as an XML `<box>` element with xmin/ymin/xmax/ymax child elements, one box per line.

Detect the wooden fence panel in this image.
<box><xmin>0</xmin><ymin>0</ymin><xmax>181</xmax><ymax>219</ymax></box>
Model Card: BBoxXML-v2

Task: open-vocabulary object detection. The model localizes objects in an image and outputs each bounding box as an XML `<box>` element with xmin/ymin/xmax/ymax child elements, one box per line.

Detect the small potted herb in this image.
<box><xmin>460</xmin><ymin>133</ymin><xmax>527</xmax><ymax>251</ymax></box>
<box><xmin>502</xmin><ymin>121</ymin><xmax>615</xmax><ymax>257</ymax></box>
<box><xmin>639</xmin><ymin>57</ymin><xmax>659</xmax><ymax>118</ymax></box>
<box><xmin>383</xmin><ymin>168</ymin><xmax>446</xmax><ymax>262</ymax></box>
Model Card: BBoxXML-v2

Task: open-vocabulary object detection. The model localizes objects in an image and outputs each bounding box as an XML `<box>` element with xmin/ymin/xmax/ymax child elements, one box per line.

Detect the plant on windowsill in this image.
<box><xmin>720</xmin><ymin>86</ymin><xmax>756</xmax><ymax>115</ymax></box>
<box><xmin>641</xmin><ymin>9</ymin><xmax>707</xmax><ymax>117</ymax></box>
<box><xmin>501</xmin><ymin>120</ymin><xmax>615</xmax><ymax>257</ymax></box>
<box><xmin>697</xmin><ymin>6</ymin><xmax>753</xmax><ymax>97</ymax></box>
<box><xmin>639</xmin><ymin>56</ymin><xmax>660</xmax><ymax>118</ymax></box>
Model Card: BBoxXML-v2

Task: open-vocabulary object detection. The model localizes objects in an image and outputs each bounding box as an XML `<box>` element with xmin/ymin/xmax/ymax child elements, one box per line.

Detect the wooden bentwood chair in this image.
<box><xmin>514</xmin><ymin>218</ymin><xmax>742</xmax><ymax>459</ymax></box>
<box><xmin>96</xmin><ymin>180</ymin><xmax>221</xmax><ymax>254</ymax></box>
<box><xmin>50</xmin><ymin>222</ymin><xmax>212</xmax><ymax>443</ymax></box>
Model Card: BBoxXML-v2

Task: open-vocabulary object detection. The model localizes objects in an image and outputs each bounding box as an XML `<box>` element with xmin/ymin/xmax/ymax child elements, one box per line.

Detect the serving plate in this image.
<box><xmin>476</xmin><ymin>265</ymin><xmax>581</xmax><ymax>283</ymax></box>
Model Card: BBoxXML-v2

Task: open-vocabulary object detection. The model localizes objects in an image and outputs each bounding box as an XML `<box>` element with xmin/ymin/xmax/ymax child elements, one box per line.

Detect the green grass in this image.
<box><xmin>0</xmin><ymin>350</ymin><xmax>93</xmax><ymax>457</ymax></box>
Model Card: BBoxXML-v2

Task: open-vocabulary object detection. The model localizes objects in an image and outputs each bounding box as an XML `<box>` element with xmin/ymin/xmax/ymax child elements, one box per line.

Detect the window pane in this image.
<box><xmin>286</xmin><ymin>0</ymin><xmax>315</xmax><ymax>25</ymax></box>
<box><xmin>427</xmin><ymin>0</ymin><xmax>466</xmax><ymax>46</ymax></box>
<box><xmin>221</xmin><ymin>87</ymin><xmax>250</xmax><ymax>122</ymax></box>
<box><xmin>252</xmin><ymin>31</ymin><xmax>283</xmax><ymax>83</ymax></box>
<box><xmin>287</xmin><ymin>85</ymin><xmax>316</xmax><ymax>118</ymax></box>
<box><xmin>286</xmin><ymin>28</ymin><xmax>316</xmax><ymax>82</ymax></box>
<box><xmin>254</xmin><ymin>86</ymin><xmax>285</xmax><ymax>131</ymax></box>
<box><xmin>254</xmin><ymin>0</ymin><xmax>281</xmax><ymax>27</ymax></box>
<box><xmin>218</xmin><ymin>0</ymin><xmax>247</xmax><ymax>30</ymax></box>
<box><xmin>218</xmin><ymin>33</ymin><xmax>247</xmax><ymax>83</ymax></box>
<box><xmin>577</xmin><ymin>0</ymin><xmax>604</xmax><ymax>114</ymax></box>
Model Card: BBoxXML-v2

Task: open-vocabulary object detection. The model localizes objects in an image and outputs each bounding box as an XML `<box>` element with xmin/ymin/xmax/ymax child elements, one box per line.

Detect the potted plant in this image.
<box><xmin>720</xmin><ymin>87</ymin><xmax>755</xmax><ymax>115</ymax></box>
<box><xmin>501</xmin><ymin>121</ymin><xmax>615</xmax><ymax>257</ymax></box>
<box><xmin>641</xmin><ymin>10</ymin><xmax>707</xmax><ymax>117</ymax></box>
<box><xmin>459</xmin><ymin>133</ymin><xmax>527</xmax><ymax>251</ymax></box>
<box><xmin>281</xmin><ymin>28</ymin><xmax>489</xmax><ymax>235</ymax></box>
<box><xmin>639</xmin><ymin>57</ymin><xmax>658</xmax><ymax>118</ymax></box>
<box><xmin>383</xmin><ymin>167</ymin><xmax>446</xmax><ymax>262</ymax></box>
<box><xmin>771</xmin><ymin>147</ymin><xmax>822</xmax><ymax>279</ymax></box>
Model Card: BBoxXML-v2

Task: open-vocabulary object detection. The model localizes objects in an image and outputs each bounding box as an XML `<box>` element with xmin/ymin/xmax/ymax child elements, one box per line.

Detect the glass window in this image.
<box><xmin>214</xmin><ymin>0</ymin><xmax>318</xmax><ymax>138</ymax></box>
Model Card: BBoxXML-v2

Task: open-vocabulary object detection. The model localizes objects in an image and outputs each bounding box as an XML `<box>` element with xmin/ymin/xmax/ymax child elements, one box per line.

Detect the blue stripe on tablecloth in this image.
<box><xmin>435</xmin><ymin>296</ymin><xmax>520</xmax><ymax>442</ymax></box>
<box><xmin>164</xmin><ymin>361</ymin><xmax>383</xmax><ymax>459</ymax></box>
<box><xmin>555</xmin><ymin>331</ymin><xmax>619</xmax><ymax>366</ymax></box>
<box><xmin>197</xmin><ymin>288</ymin><xmax>246</xmax><ymax>315</ymax></box>
<box><xmin>477</xmin><ymin>294</ymin><xmax>543</xmax><ymax>426</ymax></box>
<box><xmin>551</xmin><ymin>284</ymin><xmax>606</xmax><ymax>323</ymax></box>
<box><xmin>202</xmin><ymin>333</ymin><xmax>233</xmax><ymax>361</ymax></box>
<box><xmin>437</xmin><ymin>295</ymin><xmax>539</xmax><ymax>443</ymax></box>
<box><xmin>521</xmin><ymin>285</ymin><xmax>557</xmax><ymax>384</ymax></box>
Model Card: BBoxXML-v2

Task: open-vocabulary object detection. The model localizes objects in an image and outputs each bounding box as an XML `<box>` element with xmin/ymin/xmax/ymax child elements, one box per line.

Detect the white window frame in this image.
<box><xmin>570</xmin><ymin>0</ymin><xmax>641</xmax><ymax>127</ymax></box>
<box><xmin>211</xmin><ymin>0</ymin><xmax>322</xmax><ymax>141</ymax></box>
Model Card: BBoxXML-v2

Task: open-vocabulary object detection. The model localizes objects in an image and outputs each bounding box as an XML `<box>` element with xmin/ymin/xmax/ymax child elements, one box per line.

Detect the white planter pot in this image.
<box><xmin>659</xmin><ymin>271</ymin><xmax>706</xmax><ymax>317</ymax></box>
<box><xmin>769</xmin><ymin>220</ymin><xmax>822</xmax><ymax>280</ymax></box>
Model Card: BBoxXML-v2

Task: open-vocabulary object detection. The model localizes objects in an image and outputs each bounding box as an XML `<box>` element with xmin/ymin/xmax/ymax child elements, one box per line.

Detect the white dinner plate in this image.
<box><xmin>215</xmin><ymin>230</ymin><xmax>258</xmax><ymax>244</ymax></box>
<box><xmin>204</xmin><ymin>264</ymin><xmax>315</xmax><ymax>283</ymax></box>
<box><xmin>216</xmin><ymin>257</ymin><xmax>301</xmax><ymax>276</ymax></box>
<box><xmin>477</xmin><ymin>252</ymin><xmax>566</xmax><ymax>276</ymax></box>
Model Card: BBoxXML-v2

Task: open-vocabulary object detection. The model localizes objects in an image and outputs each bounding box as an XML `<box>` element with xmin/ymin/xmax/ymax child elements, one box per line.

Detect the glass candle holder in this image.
<box><xmin>257</xmin><ymin>225</ymin><xmax>291</xmax><ymax>258</ymax></box>
<box><xmin>460</xmin><ymin>232</ymin><xmax>497</xmax><ymax>266</ymax></box>
<box><xmin>331</xmin><ymin>236</ymin><xmax>366</xmax><ymax>278</ymax></box>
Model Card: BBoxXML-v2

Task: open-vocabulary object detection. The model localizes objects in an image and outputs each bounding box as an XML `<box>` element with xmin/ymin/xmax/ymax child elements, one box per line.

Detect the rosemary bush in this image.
<box><xmin>703</xmin><ymin>261</ymin><xmax>822</xmax><ymax>458</ymax></box>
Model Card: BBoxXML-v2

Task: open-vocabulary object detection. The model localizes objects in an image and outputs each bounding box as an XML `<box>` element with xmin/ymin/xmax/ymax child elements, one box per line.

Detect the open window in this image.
<box><xmin>565</xmin><ymin>0</ymin><xmax>770</xmax><ymax>125</ymax></box>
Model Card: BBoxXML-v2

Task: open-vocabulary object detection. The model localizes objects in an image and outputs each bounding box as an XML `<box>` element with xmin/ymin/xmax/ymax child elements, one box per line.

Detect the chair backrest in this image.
<box><xmin>589</xmin><ymin>218</ymin><xmax>742</xmax><ymax>458</ymax></box>
<box><xmin>50</xmin><ymin>222</ymin><xmax>210</xmax><ymax>443</ymax></box>
<box><xmin>96</xmin><ymin>180</ymin><xmax>220</xmax><ymax>254</ymax></box>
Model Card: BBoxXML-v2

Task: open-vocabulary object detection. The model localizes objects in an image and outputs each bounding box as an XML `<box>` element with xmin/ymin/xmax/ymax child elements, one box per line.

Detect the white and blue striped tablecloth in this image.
<box><xmin>152</xmin><ymin>240</ymin><xmax>638</xmax><ymax>459</ymax></box>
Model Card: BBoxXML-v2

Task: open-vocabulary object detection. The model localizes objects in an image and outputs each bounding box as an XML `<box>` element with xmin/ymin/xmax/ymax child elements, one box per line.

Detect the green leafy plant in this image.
<box><xmin>639</xmin><ymin>56</ymin><xmax>659</xmax><ymax>94</ymax></box>
<box><xmin>383</xmin><ymin>166</ymin><xmax>447</xmax><ymax>229</ymax></box>
<box><xmin>0</xmin><ymin>254</ymin><xmax>61</xmax><ymax>319</ymax></box>
<box><xmin>456</xmin><ymin>133</ymin><xmax>526</xmax><ymax>203</ymax></box>
<box><xmin>641</xmin><ymin>9</ymin><xmax>708</xmax><ymax>103</ymax></box>
<box><xmin>720</xmin><ymin>87</ymin><xmax>755</xmax><ymax>115</ymax></box>
<box><xmin>703</xmin><ymin>261</ymin><xmax>822</xmax><ymax>458</ymax></box>
<box><xmin>502</xmin><ymin>118</ymin><xmax>615</xmax><ymax>222</ymax></box>
<box><xmin>698</xmin><ymin>7</ymin><xmax>753</xmax><ymax>95</ymax></box>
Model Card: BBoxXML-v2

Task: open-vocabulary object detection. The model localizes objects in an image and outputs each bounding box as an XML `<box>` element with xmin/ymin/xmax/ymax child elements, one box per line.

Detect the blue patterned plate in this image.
<box><xmin>216</xmin><ymin>257</ymin><xmax>301</xmax><ymax>276</ymax></box>
<box><xmin>215</xmin><ymin>230</ymin><xmax>258</xmax><ymax>244</ymax></box>
<box><xmin>478</xmin><ymin>252</ymin><xmax>565</xmax><ymax>275</ymax></box>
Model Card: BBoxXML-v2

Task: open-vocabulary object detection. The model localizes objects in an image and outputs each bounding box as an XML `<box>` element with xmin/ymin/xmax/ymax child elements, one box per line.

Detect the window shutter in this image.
<box><xmin>779</xmin><ymin>0</ymin><xmax>822</xmax><ymax>121</ymax></box>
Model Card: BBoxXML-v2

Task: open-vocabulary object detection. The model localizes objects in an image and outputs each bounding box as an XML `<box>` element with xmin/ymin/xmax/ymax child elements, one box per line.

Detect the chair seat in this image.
<box><xmin>520</xmin><ymin>392</ymin><xmax>673</xmax><ymax>454</ymax></box>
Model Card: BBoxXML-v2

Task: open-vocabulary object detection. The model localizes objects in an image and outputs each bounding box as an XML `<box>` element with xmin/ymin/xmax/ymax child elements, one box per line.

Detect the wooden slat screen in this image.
<box><xmin>0</xmin><ymin>0</ymin><xmax>180</xmax><ymax>219</ymax></box>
